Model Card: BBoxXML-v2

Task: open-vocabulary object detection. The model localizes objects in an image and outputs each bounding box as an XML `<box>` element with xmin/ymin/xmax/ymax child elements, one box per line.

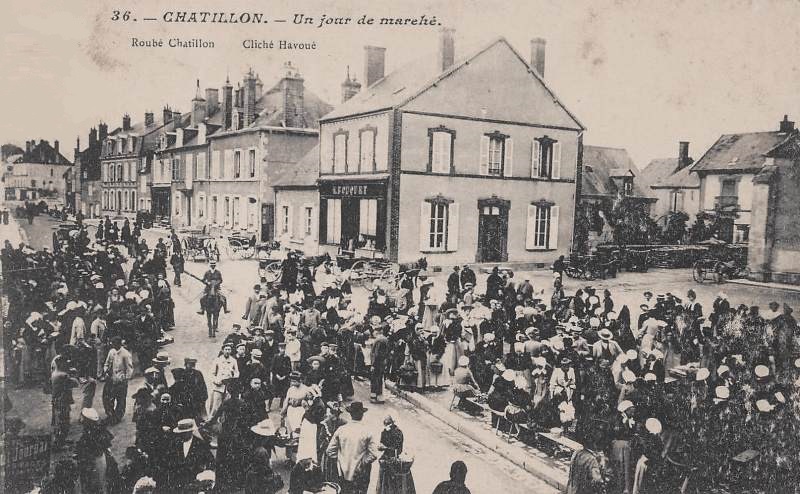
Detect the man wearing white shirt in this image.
<box><xmin>208</xmin><ymin>344</ymin><xmax>239</xmax><ymax>416</ymax></box>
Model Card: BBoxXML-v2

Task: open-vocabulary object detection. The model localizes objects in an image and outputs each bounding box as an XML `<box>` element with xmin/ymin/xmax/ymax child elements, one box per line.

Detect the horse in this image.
<box><xmin>204</xmin><ymin>282</ymin><xmax>224</xmax><ymax>337</ymax></box>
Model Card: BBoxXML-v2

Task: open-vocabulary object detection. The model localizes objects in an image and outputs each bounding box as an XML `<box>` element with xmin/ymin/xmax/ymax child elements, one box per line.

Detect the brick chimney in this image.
<box><xmin>54</xmin><ymin>140</ymin><xmax>59</xmax><ymax>158</ymax></box>
<box><xmin>205</xmin><ymin>88</ymin><xmax>219</xmax><ymax>115</ymax></box>
<box><xmin>162</xmin><ymin>106</ymin><xmax>173</xmax><ymax>124</ymax></box>
<box><xmin>26</xmin><ymin>140</ymin><xmax>32</xmax><ymax>154</ymax></box>
<box><xmin>243</xmin><ymin>70</ymin><xmax>257</xmax><ymax>126</ymax></box>
<box><xmin>144</xmin><ymin>112</ymin><xmax>155</xmax><ymax>127</ymax></box>
<box><xmin>364</xmin><ymin>46</ymin><xmax>386</xmax><ymax>87</ymax></box>
<box><xmin>122</xmin><ymin>114</ymin><xmax>131</xmax><ymax>131</ymax></box>
<box><xmin>341</xmin><ymin>66</ymin><xmax>361</xmax><ymax>103</ymax></box>
<box><xmin>222</xmin><ymin>76</ymin><xmax>233</xmax><ymax>130</ymax></box>
<box><xmin>530</xmin><ymin>38</ymin><xmax>546</xmax><ymax>78</ymax></box>
<box><xmin>438</xmin><ymin>28</ymin><xmax>455</xmax><ymax>72</ymax></box>
<box><xmin>280</xmin><ymin>62</ymin><xmax>305</xmax><ymax>127</ymax></box>
<box><xmin>98</xmin><ymin>122</ymin><xmax>108</xmax><ymax>141</ymax></box>
<box><xmin>779</xmin><ymin>114</ymin><xmax>795</xmax><ymax>133</ymax></box>
<box><xmin>191</xmin><ymin>79</ymin><xmax>207</xmax><ymax>127</ymax></box>
<box><xmin>172</xmin><ymin>111</ymin><xmax>183</xmax><ymax>129</ymax></box>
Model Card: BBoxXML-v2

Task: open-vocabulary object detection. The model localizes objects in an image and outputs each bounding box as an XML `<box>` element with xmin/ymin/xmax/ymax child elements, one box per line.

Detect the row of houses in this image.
<box><xmin>67</xmin><ymin>30</ymin><xmax>799</xmax><ymax>282</ymax></box>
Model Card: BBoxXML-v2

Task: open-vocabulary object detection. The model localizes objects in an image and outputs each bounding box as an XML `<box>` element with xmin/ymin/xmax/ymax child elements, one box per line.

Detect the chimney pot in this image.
<box><xmin>364</xmin><ymin>46</ymin><xmax>387</xmax><ymax>88</ymax></box>
<box><xmin>243</xmin><ymin>70</ymin><xmax>258</xmax><ymax>126</ymax></box>
<box><xmin>530</xmin><ymin>38</ymin><xmax>546</xmax><ymax>78</ymax></box>
<box><xmin>438</xmin><ymin>28</ymin><xmax>455</xmax><ymax>72</ymax></box>
<box><xmin>122</xmin><ymin>114</ymin><xmax>131</xmax><ymax>131</ymax></box>
<box><xmin>26</xmin><ymin>140</ymin><xmax>32</xmax><ymax>154</ymax></box>
<box><xmin>163</xmin><ymin>107</ymin><xmax>173</xmax><ymax>124</ymax></box>
<box><xmin>144</xmin><ymin>112</ymin><xmax>155</xmax><ymax>127</ymax></box>
<box><xmin>54</xmin><ymin>140</ymin><xmax>59</xmax><ymax>157</ymax></box>
<box><xmin>222</xmin><ymin>82</ymin><xmax>233</xmax><ymax>130</ymax></box>
<box><xmin>341</xmin><ymin>66</ymin><xmax>362</xmax><ymax>103</ymax></box>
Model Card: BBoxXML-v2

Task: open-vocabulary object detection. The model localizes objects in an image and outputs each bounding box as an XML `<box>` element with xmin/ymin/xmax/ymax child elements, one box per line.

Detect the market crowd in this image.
<box><xmin>5</xmin><ymin>218</ymin><xmax>799</xmax><ymax>494</ymax></box>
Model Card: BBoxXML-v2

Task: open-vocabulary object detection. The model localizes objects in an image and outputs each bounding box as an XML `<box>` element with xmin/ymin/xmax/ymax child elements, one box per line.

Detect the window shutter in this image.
<box><xmin>442</xmin><ymin>134</ymin><xmax>452</xmax><ymax>172</ymax></box>
<box><xmin>287</xmin><ymin>204</ymin><xmax>294</xmax><ymax>237</ymax></box>
<box><xmin>479</xmin><ymin>135</ymin><xmax>489</xmax><ymax>175</ymax></box>
<box><xmin>447</xmin><ymin>202</ymin><xmax>460</xmax><ymax>251</ymax></box>
<box><xmin>503</xmin><ymin>138</ymin><xmax>514</xmax><ymax>177</ymax></box>
<box><xmin>552</xmin><ymin>142</ymin><xmax>562</xmax><ymax>179</ymax></box>
<box><xmin>531</xmin><ymin>139</ymin><xmax>541</xmax><ymax>177</ymax></box>
<box><xmin>319</xmin><ymin>199</ymin><xmax>328</xmax><ymax>242</ymax></box>
<box><xmin>677</xmin><ymin>192</ymin><xmax>684</xmax><ymax>211</ymax></box>
<box><xmin>326</xmin><ymin>200</ymin><xmax>336</xmax><ymax>243</ymax></box>
<box><xmin>549</xmin><ymin>206</ymin><xmax>560</xmax><ymax>250</ymax></box>
<box><xmin>419</xmin><ymin>202</ymin><xmax>430</xmax><ymax>252</ymax></box>
<box><xmin>331</xmin><ymin>199</ymin><xmax>341</xmax><ymax>242</ymax></box>
<box><xmin>526</xmin><ymin>205</ymin><xmax>537</xmax><ymax>249</ymax></box>
<box><xmin>359</xmin><ymin>199</ymin><xmax>368</xmax><ymax>234</ymax></box>
<box><xmin>224</xmin><ymin>150</ymin><xmax>234</xmax><ymax>179</ymax></box>
<box><xmin>212</xmin><ymin>151</ymin><xmax>220</xmax><ymax>179</ymax></box>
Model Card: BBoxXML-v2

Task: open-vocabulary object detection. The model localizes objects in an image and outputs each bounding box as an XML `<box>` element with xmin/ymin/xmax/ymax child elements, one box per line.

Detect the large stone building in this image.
<box><xmin>196</xmin><ymin>64</ymin><xmax>332</xmax><ymax>240</ymax></box>
<box><xmin>3</xmin><ymin>139</ymin><xmax>72</xmax><ymax>202</ymax></box>
<box><xmin>691</xmin><ymin>116</ymin><xmax>798</xmax><ymax>244</ymax></box>
<box><xmin>316</xmin><ymin>32</ymin><xmax>584</xmax><ymax>266</ymax></box>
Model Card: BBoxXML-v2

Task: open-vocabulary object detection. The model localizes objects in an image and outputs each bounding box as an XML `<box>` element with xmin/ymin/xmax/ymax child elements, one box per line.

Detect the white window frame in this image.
<box><xmin>359</xmin><ymin>128</ymin><xmax>376</xmax><ymax>172</ymax></box>
<box><xmin>197</xmin><ymin>192</ymin><xmax>205</xmax><ymax>219</ymax></box>
<box><xmin>174</xmin><ymin>192</ymin><xmax>181</xmax><ymax>216</ymax></box>
<box><xmin>233</xmin><ymin>149</ymin><xmax>242</xmax><ymax>179</ymax></box>
<box><xmin>281</xmin><ymin>205</ymin><xmax>290</xmax><ymax>234</ymax></box>
<box><xmin>325</xmin><ymin>198</ymin><xmax>342</xmax><ymax>244</ymax></box>
<box><xmin>211</xmin><ymin>195</ymin><xmax>218</xmax><ymax>224</ymax></box>
<box><xmin>358</xmin><ymin>198</ymin><xmax>378</xmax><ymax>237</ymax></box>
<box><xmin>487</xmin><ymin>137</ymin><xmax>503</xmax><ymax>176</ymax></box>
<box><xmin>233</xmin><ymin>196</ymin><xmax>241</xmax><ymax>227</ymax></box>
<box><xmin>304</xmin><ymin>205</ymin><xmax>313</xmax><ymax>236</ymax></box>
<box><xmin>248</xmin><ymin>148</ymin><xmax>257</xmax><ymax>178</ymax></box>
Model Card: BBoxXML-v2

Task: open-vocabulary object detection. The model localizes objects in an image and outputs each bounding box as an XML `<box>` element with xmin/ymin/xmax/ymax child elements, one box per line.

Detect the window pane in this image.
<box><xmin>488</xmin><ymin>137</ymin><xmax>502</xmax><ymax>175</ymax></box>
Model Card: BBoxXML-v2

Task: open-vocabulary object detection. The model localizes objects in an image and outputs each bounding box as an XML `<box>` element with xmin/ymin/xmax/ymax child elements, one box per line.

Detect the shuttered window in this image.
<box><xmin>532</xmin><ymin>138</ymin><xmax>561</xmax><ymax>179</ymax></box>
<box><xmin>419</xmin><ymin>200</ymin><xmax>459</xmax><ymax>252</ymax></box>
<box><xmin>526</xmin><ymin>204</ymin><xmax>560</xmax><ymax>250</ymax></box>
<box><xmin>480</xmin><ymin>132</ymin><xmax>511</xmax><ymax>177</ymax></box>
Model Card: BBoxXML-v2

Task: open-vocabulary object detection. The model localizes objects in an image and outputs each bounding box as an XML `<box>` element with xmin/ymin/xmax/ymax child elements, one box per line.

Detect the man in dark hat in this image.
<box><xmin>370</xmin><ymin>326</ymin><xmax>390</xmax><ymax>404</ymax></box>
<box><xmin>197</xmin><ymin>259</ymin><xmax>229</xmax><ymax>315</ymax></box>
<box><xmin>326</xmin><ymin>402</ymin><xmax>379</xmax><ymax>494</ymax></box>
<box><xmin>183</xmin><ymin>357</ymin><xmax>207</xmax><ymax>421</ymax></box>
<box><xmin>447</xmin><ymin>266</ymin><xmax>461</xmax><ymax>302</ymax></box>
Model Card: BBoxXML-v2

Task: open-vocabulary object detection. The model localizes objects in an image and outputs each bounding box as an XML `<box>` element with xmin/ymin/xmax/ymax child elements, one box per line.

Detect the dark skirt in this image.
<box><xmin>377</xmin><ymin>461</ymin><xmax>416</xmax><ymax>494</ymax></box>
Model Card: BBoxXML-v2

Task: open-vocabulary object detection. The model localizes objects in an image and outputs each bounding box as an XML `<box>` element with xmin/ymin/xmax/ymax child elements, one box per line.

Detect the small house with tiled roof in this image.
<box><xmin>643</xmin><ymin>141</ymin><xmax>701</xmax><ymax>224</ymax></box>
<box><xmin>578</xmin><ymin>145</ymin><xmax>655</xmax><ymax>242</ymax></box>
<box><xmin>317</xmin><ymin>31</ymin><xmax>584</xmax><ymax>266</ymax></box>
<box><xmin>692</xmin><ymin>116</ymin><xmax>798</xmax><ymax>244</ymax></box>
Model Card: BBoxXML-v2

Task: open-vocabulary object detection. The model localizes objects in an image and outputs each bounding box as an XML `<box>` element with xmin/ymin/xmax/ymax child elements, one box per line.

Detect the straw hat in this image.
<box><xmin>502</xmin><ymin>369</ymin><xmax>515</xmax><ymax>382</ymax></box>
<box><xmin>695</xmin><ymin>368</ymin><xmax>710</xmax><ymax>381</ymax></box>
<box><xmin>617</xmin><ymin>400</ymin><xmax>634</xmax><ymax>413</ymax></box>
<box><xmin>81</xmin><ymin>408</ymin><xmax>100</xmax><ymax>423</ymax></box>
<box><xmin>754</xmin><ymin>365</ymin><xmax>770</xmax><ymax>379</ymax></box>
<box><xmin>622</xmin><ymin>370</ymin><xmax>637</xmax><ymax>383</ymax></box>
<box><xmin>714</xmin><ymin>386</ymin><xmax>730</xmax><ymax>400</ymax></box>
<box><xmin>458</xmin><ymin>356</ymin><xmax>470</xmax><ymax>367</ymax></box>
<box><xmin>173</xmin><ymin>418</ymin><xmax>198</xmax><ymax>434</ymax></box>
<box><xmin>645</xmin><ymin>418</ymin><xmax>662</xmax><ymax>434</ymax></box>
<box><xmin>250</xmin><ymin>419</ymin><xmax>276</xmax><ymax>437</ymax></box>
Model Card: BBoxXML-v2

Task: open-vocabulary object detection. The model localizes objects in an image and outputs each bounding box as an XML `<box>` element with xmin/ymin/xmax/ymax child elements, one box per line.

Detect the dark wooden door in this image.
<box><xmin>340</xmin><ymin>198</ymin><xmax>360</xmax><ymax>251</ymax></box>
<box><xmin>478</xmin><ymin>205</ymin><xmax>508</xmax><ymax>262</ymax></box>
<box><xmin>261</xmin><ymin>203</ymin><xmax>274</xmax><ymax>241</ymax></box>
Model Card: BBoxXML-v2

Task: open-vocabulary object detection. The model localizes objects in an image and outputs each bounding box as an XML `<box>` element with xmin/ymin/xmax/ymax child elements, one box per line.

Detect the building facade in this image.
<box><xmin>73</xmin><ymin>123</ymin><xmax>107</xmax><ymax>218</ymax></box>
<box><xmin>199</xmin><ymin>65</ymin><xmax>331</xmax><ymax>240</ymax></box>
<box><xmin>100</xmin><ymin>110</ymin><xmax>177</xmax><ymax>219</ymax></box>
<box><xmin>643</xmin><ymin>142</ymin><xmax>701</xmax><ymax>225</ymax></box>
<box><xmin>748</xmin><ymin>122</ymin><xmax>800</xmax><ymax>284</ymax></box>
<box><xmin>317</xmin><ymin>34</ymin><xmax>584</xmax><ymax>266</ymax></box>
<box><xmin>3</xmin><ymin>139</ymin><xmax>72</xmax><ymax>202</ymax></box>
<box><xmin>692</xmin><ymin>117</ymin><xmax>798</xmax><ymax>244</ymax></box>
<box><xmin>272</xmin><ymin>145</ymin><xmax>321</xmax><ymax>255</ymax></box>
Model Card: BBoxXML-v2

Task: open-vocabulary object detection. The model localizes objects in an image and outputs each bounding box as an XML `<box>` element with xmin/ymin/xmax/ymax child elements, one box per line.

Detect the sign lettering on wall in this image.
<box><xmin>319</xmin><ymin>181</ymin><xmax>385</xmax><ymax>198</ymax></box>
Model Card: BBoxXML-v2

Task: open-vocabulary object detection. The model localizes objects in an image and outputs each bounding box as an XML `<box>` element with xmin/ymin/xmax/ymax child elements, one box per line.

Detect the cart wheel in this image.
<box><xmin>349</xmin><ymin>261</ymin><xmax>366</xmax><ymax>287</ymax></box>
<box><xmin>692</xmin><ymin>264</ymin><xmax>704</xmax><ymax>283</ymax></box>
<box><xmin>380</xmin><ymin>268</ymin><xmax>399</xmax><ymax>288</ymax></box>
<box><xmin>265</xmin><ymin>261</ymin><xmax>282</xmax><ymax>282</ymax></box>
<box><xmin>565</xmin><ymin>266</ymin><xmax>580</xmax><ymax>279</ymax></box>
<box><xmin>241</xmin><ymin>245</ymin><xmax>256</xmax><ymax>259</ymax></box>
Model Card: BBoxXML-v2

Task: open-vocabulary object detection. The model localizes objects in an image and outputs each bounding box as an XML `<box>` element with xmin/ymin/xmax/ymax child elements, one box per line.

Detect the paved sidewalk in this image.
<box><xmin>727</xmin><ymin>278</ymin><xmax>800</xmax><ymax>293</ymax></box>
<box><xmin>383</xmin><ymin>380</ymin><xmax>571</xmax><ymax>491</ymax></box>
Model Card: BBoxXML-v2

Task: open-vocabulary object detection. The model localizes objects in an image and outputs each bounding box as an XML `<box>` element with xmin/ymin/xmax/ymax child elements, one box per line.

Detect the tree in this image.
<box><xmin>662</xmin><ymin>211</ymin><xmax>689</xmax><ymax>244</ymax></box>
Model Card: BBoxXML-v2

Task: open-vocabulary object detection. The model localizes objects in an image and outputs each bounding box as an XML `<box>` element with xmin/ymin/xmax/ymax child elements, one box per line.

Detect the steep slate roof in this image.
<box><xmin>581</xmin><ymin>145</ymin><xmax>653</xmax><ymax>199</ymax></box>
<box><xmin>20</xmin><ymin>140</ymin><xmax>71</xmax><ymax>165</ymax></box>
<box><xmin>640</xmin><ymin>158</ymin><xmax>678</xmax><ymax>188</ymax></box>
<box><xmin>652</xmin><ymin>165</ymin><xmax>700</xmax><ymax>188</ymax></box>
<box><xmin>252</xmin><ymin>82</ymin><xmax>333</xmax><ymax>129</ymax></box>
<box><xmin>271</xmin><ymin>144</ymin><xmax>319</xmax><ymax>188</ymax></box>
<box><xmin>691</xmin><ymin>131</ymin><xmax>796</xmax><ymax>173</ymax></box>
<box><xmin>321</xmin><ymin>37</ymin><xmax>584</xmax><ymax>130</ymax></box>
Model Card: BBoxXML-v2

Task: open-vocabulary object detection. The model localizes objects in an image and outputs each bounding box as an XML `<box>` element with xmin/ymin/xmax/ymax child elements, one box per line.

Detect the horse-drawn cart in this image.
<box><xmin>180</xmin><ymin>230</ymin><xmax>218</xmax><ymax>262</ymax></box>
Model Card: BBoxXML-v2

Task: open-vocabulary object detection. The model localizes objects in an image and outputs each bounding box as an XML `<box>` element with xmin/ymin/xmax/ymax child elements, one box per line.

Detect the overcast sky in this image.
<box><xmin>2</xmin><ymin>0</ymin><xmax>799</xmax><ymax>168</ymax></box>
